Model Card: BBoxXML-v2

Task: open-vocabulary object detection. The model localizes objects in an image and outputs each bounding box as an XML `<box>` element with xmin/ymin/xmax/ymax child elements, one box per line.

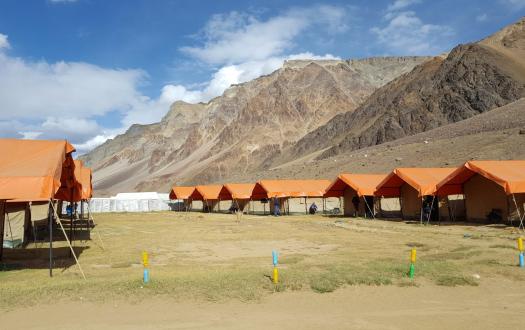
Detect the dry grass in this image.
<box><xmin>0</xmin><ymin>211</ymin><xmax>524</xmax><ymax>308</ymax></box>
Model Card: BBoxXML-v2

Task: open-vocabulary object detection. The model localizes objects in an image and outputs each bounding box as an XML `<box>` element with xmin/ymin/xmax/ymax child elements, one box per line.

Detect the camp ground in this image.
<box><xmin>1</xmin><ymin>138</ymin><xmax>525</xmax><ymax>329</ymax></box>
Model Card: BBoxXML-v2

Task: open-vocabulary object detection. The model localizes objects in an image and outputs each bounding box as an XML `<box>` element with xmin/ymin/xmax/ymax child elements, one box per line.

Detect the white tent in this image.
<box><xmin>88</xmin><ymin>192</ymin><xmax>170</xmax><ymax>213</ymax></box>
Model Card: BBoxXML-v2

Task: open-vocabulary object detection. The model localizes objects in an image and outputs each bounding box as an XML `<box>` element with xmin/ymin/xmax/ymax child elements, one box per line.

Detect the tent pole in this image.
<box><xmin>0</xmin><ymin>200</ymin><xmax>5</xmax><ymax>261</ymax></box>
<box><xmin>427</xmin><ymin>195</ymin><xmax>436</xmax><ymax>225</ymax></box>
<box><xmin>364</xmin><ymin>196</ymin><xmax>375</xmax><ymax>219</ymax></box>
<box><xmin>512</xmin><ymin>194</ymin><xmax>524</xmax><ymax>230</ymax></box>
<box><xmin>51</xmin><ymin>203</ymin><xmax>86</xmax><ymax>280</ymax></box>
<box><xmin>305</xmin><ymin>197</ymin><xmax>307</xmax><ymax>215</ymax></box>
<box><xmin>446</xmin><ymin>196</ymin><xmax>452</xmax><ymax>222</ymax></box>
<box><xmin>49</xmin><ymin>201</ymin><xmax>53</xmax><ymax>277</ymax></box>
<box><xmin>419</xmin><ymin>197</ymin><xmax>424</xmax><ymax>225</ymax></box>
<box><xmin>322</xmin><ymin>197</ymin><xmax>325</xmax><ymax>215</ymax></box>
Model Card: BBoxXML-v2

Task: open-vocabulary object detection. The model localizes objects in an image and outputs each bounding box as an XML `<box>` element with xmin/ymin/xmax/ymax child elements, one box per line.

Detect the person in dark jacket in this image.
<box><xmin>351</xmin><ymin>196</ymin><xmax>360</xmax><ymax>217</ymax></box>
<box><xmin>309</xmin><ymin>202</ymin><xmax>318</xmax><ymax>215</ymax></box>
<box><xmin>273</xmin><ymin>198</ymin><xmax>281</xmax><ymax>216</ymax></box>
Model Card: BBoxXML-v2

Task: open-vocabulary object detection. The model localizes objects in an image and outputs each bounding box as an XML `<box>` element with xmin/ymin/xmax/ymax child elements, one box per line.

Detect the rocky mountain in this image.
<box><xmin>286</xmin><ymin>17</ymin><xmax>525</xmax><ymax>161</ymax></box>
<box><xmin>82</xmin><ymin>57</ymin><xmax>429</xmax><ymax>195</ymax></box>
<box><xmin>223</xmin><ymin>97</ymin><xmax>525</xmax><ymax>183</ymax></box>
<box><xmin>82</xmin><ymin>17</ymin><xmax>525</xmax><ymax>195</ymax></box>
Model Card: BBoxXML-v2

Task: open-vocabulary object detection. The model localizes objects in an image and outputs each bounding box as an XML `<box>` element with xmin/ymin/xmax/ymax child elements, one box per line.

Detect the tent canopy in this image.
<box><xmin>252</xmin><ymin>179</ymin><xmax>331</xmax><ymax>199</ymax></box>
<box><xmin>376</xmin><ymin>168</ymin><xmax>457</xmax><ymax>197</ymax></box>
<box><xmin>436</xmin><ymin>160</ymin><xmax>525</xmax><ymax>196</ymax></box>
<box><xmin>191</xmin><ymin>185</ymin><xmax>222</xmax><ymax>201</ymax></box>
<box><xmin>0</xmin><ymin>139</ymin><xmax>78</xmax><ymax>201</ymax></box>
<box><xmin>169</xmin><ymin>186</ymin><xmax>195</xmax><ymax>200</ymax></box>
<box><xmin>219</xmin><ymin>183</ymin><xmax>256</xmax><ymax>200</ymax></box>
<box><xmin>73</xmin><ymin>160</ymin><xmax>92</xmax><ymax>201</ymax></box>
<box><xmin>325</xmin><ymin>174</ymin><xmax>387</xmax><ymax>197</ymax></box>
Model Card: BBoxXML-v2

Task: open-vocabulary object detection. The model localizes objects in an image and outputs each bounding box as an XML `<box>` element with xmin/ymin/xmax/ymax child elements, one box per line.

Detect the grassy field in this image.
<box><xmin>1</xmin><ymin>211</ymin><xmax>524</xmax><ymax>310</ymax></box>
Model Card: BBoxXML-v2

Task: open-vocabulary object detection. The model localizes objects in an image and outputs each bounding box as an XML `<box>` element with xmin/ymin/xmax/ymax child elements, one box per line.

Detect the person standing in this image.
<box><xmin>351</xmin><ymin>196</ymin><xmax>360</xmax><ymax>217</ymax></box>
<box><xmin>273</xmin><ymin>197</ymin><xmax>281</xmax><ymax>216</ymax></box>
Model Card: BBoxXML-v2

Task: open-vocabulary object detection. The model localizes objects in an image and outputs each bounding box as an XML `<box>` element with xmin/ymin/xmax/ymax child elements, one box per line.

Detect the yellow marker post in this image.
<box><xmin>273</xmin><ymin>267</ymin><xmax>279</xmax><ymax>284</ymax></box>
<box><xmin>518</xmin><ymin>238</ymin><xmax>524</xmax><ymax>252</ymax></box>
<box><xmin>410</xmin><ymin>249</ymin><xmax>417</xmax><ymax>263</ymax></box>
<box><xmin>409</xmin><ymin>249</ymin><xmax>416</xmax><ymax>278</ymax></box>
<box><xmin>142</xmin><ymin>251</ymin><xmax>150</xmax><ymax>283</ymax></box>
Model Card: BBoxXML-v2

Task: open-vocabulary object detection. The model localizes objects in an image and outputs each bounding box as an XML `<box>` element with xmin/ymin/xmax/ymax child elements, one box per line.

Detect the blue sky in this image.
<box><xmin>0</xmin><ymin>0</ymin><xmax>523</xmax><ymax>152</ymax></box>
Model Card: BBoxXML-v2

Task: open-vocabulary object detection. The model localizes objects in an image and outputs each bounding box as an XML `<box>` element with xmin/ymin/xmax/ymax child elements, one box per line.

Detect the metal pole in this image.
<box><xmin>305</xmin><ymin>197</ymin><xmax>308</xmax><ymax>214</ymax></box>
<box><xmin>0</xmin><ymin>200</ymin><xmax>5</xmax><ymax>261</ymax></box>
<box><xmin>49</xmin><ymin>201</ymin><xmax>53</xmax><ymax>277</ymax></box>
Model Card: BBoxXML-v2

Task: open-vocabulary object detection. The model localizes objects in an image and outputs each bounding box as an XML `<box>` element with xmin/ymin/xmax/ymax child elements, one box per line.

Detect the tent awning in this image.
<box><xmin>325</xmin><ymin>174</ymin><xmax>388</xmax><ymax>197</ymax></box>
<box><xmin>191</xmin><ymin>185</ymin><xmax>222</xmax><ymax>201</ymax></box>
<box><xmin>219</xmin><ymin>183</ymin><xmax>256</xmax><ymax>200</ymax></box>
<box><xmin>436</xmin><ymin>160</ymin><xmax>525</xmax><ymax>196</ymax></box>
<box><xmin>169</xmin><ymin>186</ymin><xmax>195</xmax><ymax>200</ymax></box>
<box><xmin>376</xmin><ymin>167</ymin><xmax>457</xmax><ymax>197</ymax></box>
<box><xmin>252</xmin><ymin>179</ymin><xmax>331</xmax><ymax>199</ymax></box>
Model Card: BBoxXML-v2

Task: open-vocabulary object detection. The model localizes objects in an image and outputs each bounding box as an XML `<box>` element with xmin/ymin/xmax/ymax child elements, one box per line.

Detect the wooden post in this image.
<box><xmin>0</xmin><ymin>200</ymin><xmax>5</xmax><ymax>261</ymax></box>
<box><xmin>305</xmin><ymin>197</ymin><xmax>308</xmax><ymax>214</ymax></box>
<box><xmin>48</xmin><ymin>202</ymin><xmax>53</xmax><ymax>277</ymax></box>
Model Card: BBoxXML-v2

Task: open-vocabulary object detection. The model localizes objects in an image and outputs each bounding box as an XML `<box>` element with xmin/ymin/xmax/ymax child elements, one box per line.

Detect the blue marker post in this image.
<box><xmin>272</xmin><ymin>250</ymin><xmax>279</xmax><ymax>283</ymax></box>
<box><xmin>518</xmin><ymin>238</ymin><xmax>524</xmax><ymax>268</ymax></box>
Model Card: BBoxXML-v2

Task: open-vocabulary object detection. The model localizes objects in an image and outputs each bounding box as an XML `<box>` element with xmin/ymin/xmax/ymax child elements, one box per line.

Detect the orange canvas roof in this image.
<box><xmin>190</xmin><ymin>185</ymin><xmax>222</xmax><ymax>200</ymax></box>
<box><xmin>79</xmin><ymin>165</ymin><xmax>93</xmax><ymax>200</ymax></box>
<box><xmin>376</xmin><ymin>168</ymin><xmax>457</xmax><ymax>197</ymax></box>
<box><xmin>325</xmin><ymin>174</ymin><xmax>388</xmax><ymax>197</ymax></box>
<box><xmin>436</xmin><ymin>160</ymin><xmax>525</xmax><ymax>195</ymax></box>
<box><xmin>219</xmin><ymin>183</ymin><xmax>256</xmax><ymax>200</ymax></box>
<box><xmin>0</xmin><ymin>139</ymin><xmax>77</xmax><ymax>201</ymax></box>
<box><xmin>252</xmin><ymin>179</ymin><xmax>331</xmax><ymax>199</ymax></box>
<box><xmin>169</xmin><ymin>186</ymin><xmax>195</xmax><ymax>200</ymax></box>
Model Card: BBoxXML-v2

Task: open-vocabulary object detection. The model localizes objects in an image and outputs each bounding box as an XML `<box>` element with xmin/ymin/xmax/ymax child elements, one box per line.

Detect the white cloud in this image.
<box><xmin>502</xmin><ymin>0</ymin><xmax>525</xmax><ymax>9</ymax></box>
<box><xmin>371</xmin><ymin>11</ymin><xmax>453</xmax><ymax>55</ymax></box>
<box><xmin>180</xmin><ymin>5</ymin><xmax>348</xmax><ymax>65</ymax></box>
<box><xmin>387</xmin><ymin>0</ymin><xmax>422</xmax><ymax>12</ymax></box>
<box><xmin>476</xmin><ymin>13</ymin><xmax>488</xmax><ymax>22</ymax></box>
<box><xmin>0</xmin><ymin>5</ymin><xmax>349</xmax><ymax>153</ymax></box>
<box><xmin>0</xmin><ymin>33</ymin><xmax>9</xmax><ymax>49</ymax></box>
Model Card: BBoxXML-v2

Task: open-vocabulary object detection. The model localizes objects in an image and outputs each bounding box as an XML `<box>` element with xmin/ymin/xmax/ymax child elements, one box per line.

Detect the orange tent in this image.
<box><xmin>219</xmin><ymin>183</ymin><xmax>256</xmax><ymax>200</ymax></box>
<box><xmin>252</xmin><ymin>179</ymin><xmax>332</xmax><ymax>199</ymax></box>
<box><xmin>435</xmin><ymin>160</ymin><xmax>525</xmax><ymax>226</ymax></box>
<box><xmin>71</xmin><ymin>160</ymin><xmax>92</xmax><ymax>201</ymax></box>
<box><xmin>436</xmin><ymin>160</ymin><xmax>525</xmax><ymax>196</ymax></box>
<box><xmin>325</xmin><ymin>174</ymin><xmax>387</xmax><ymax>197</ymax></box>
<box><xmin>0</xmin><ymin>139</ymin><xmax>78</xmax><ymax>201</ymax></box>
<box><xmin>376</xmin><ymin>168</ymin><xmax>457</xmax><ymax>197</ymax></box>
<box><xmin>169</xmin><ymin>186</ymin><xmax>195</xmax><ymax>200</ymax></box>
<box><xmin>190</xmin><ymin>185</ymin><xmax>222</xmax><ymax>201</ymax></box>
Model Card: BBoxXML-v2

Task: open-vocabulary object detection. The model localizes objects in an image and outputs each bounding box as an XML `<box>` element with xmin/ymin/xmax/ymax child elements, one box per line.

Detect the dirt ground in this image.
<box><xmin>1</xmin><ymin>211</ymin><xmax>524</xmax><ymax>329</ymax></box>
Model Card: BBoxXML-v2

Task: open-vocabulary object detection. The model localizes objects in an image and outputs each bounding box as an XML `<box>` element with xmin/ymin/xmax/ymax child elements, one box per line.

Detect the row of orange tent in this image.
<box><xmin>169</xmin><ymin>160</ymin><xmax>525</xmax><ymax>228</ymax></box>
<box><xmin>0</xmin><ymin>138</ymin><xmax>94</xmax><ymax>278</ymax></box>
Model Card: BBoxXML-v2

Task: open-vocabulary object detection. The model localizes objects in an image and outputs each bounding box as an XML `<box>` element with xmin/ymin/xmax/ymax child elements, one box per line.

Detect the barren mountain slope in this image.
<box><xmin>82</xmin><ymin>57</ymin><xmax>429</xmax><ymax>195</ymax></box>
<box><xmin>287</xmin><ymin>17</ymin><xmax>525</xmax><ymax>162</ymax></box>
<box><xmin>222</xmin><ymin>98</ymin><xmax>525</xmax><ymax>183</ymax></box>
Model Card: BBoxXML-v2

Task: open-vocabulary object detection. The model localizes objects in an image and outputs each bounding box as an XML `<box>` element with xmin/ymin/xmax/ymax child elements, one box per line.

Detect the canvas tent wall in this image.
<box><xmin>325</xmin><ymin>174</ymin><xmax>386</xmax><ymax>217</ymax></box>
<box><xmin>252</xmin><ymin>179</ymin><xmax>331</xmax><ymax>215</ymax></box>
<box><xmin>190</xmin><ymin>185</ymin><xmax>223</xmax><ymax>212</ymax></box>
<box><xmin>169</xmin><ymin>186</ymin><xmax>195</xmax><ymax>211</ymax></box>
<box><xmin>436</xmin><ymin>160</ymin><xmax>525</xmax><ymax>226</ymax></box>
<box><xmin>375</xmin><ymin>168</ymin><xmax>457</xmax><ymax>221</ymax></box>
<box><xmin>218</xmin><ymin>183</ymin><xmax>256</xmax><ymax>212</ymax></box>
